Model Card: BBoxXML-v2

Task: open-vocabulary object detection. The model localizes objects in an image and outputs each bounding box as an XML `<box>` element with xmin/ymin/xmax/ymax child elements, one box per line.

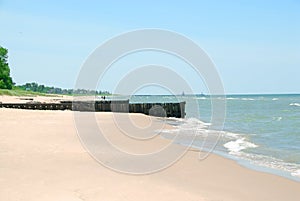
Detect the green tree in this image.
<box><xmin>0</xmin><ymin>46</ymin><xmax>13</xmax><ymax>89</ymax></box>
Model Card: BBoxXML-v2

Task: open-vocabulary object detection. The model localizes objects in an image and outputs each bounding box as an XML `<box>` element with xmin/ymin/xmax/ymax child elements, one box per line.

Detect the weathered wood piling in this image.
<box><xmin>0</xmin><ymin>100</ymin><xmax>186</xmax><ymax>118</ymax></box>
<box><xmin>129</xmin><ymin>102</ymin><xmax>185</xmax><ymax>118</ymax></box>
<box><xmin>0</xmin><ymin>102</ymin><xmax>72</xmax><ymax>110</ymax></box>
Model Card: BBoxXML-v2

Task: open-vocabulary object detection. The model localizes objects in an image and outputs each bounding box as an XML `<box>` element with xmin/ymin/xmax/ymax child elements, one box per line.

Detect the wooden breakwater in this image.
<box><xmin>0</xmin><ymin>101</ymin><xmax>186</xmax><ymax>118</ymax></box>
<box><xmin>0</xmin><ymin>102</ymin><xmax>72</xmax><ymax>110</ymax></box>
<box><xmin>129</xmin><ymin>102</ymin><xmax>186</xmax><ymax>118</ymax></box>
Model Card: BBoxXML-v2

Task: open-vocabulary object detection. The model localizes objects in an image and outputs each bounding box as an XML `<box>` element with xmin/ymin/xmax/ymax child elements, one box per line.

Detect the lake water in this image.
<box><xmin>127</xmin><ymin>94</ymin><xmax>300</xmax><ymax>181</ymax></box>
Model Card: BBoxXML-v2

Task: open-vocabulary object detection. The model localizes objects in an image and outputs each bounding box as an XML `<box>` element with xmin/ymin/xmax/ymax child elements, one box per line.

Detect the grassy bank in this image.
<box><xmin>0</xmin><ymin>89</ymin><xmax>61</xmax><ymax>97</ymax></box>
<box><xmin>0</xmin><ymin>88</ymin><xmax>111</xmax><ymax>97</ymax></box>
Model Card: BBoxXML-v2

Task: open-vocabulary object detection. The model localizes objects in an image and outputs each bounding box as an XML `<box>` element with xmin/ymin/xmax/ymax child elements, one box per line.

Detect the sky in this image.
<box><xmin>0</xmin><ymin>0</ymin><xmax>299</xmax><ymax>94</ymax></box>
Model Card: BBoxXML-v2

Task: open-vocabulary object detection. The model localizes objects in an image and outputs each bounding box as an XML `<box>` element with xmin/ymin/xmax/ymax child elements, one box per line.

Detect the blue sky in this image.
<box><xmin>0</xmin><ymin>0</ymin><xmax>299</xmax><ymax>94</ymax></box>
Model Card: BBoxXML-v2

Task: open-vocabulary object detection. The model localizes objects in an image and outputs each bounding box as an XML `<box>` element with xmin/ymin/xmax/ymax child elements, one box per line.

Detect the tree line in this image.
<box><xmin>0</xmin><ymin>46</ymin><xmax>13</xmax><ymax>89</ymax></box>
<box><xmin>0</xmin><ymin>46</ymin><xmax>110</xmax><ymax>95</ymax></box>
<box><xmin>17</xmin><ymin>82</ymin><xmax>111</xmax><ymax>95</ymax></box>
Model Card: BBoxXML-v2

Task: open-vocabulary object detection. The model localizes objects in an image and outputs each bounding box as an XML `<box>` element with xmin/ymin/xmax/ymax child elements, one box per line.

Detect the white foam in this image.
<box><xmin>289</xmin><ymin>103</ymin><xmax>300</xmax><ymax>107</ymax></box>
<box><xmin>291</xmin><ymin>169</ymin><xmax>300</xmax><ymax>177</ymax></box>
<box><xmin>272</xmin><ymin>98</ymin><xmax>278</xmax><ymax>101</ymax></box>
<box><xmin>193</xmin><ymin>97</ymin><xmax>207</xmax><ymax>100</ymax></box>
<box><xmin>162</xmin><ymin>118</ymin><xmax>208</xmax><ymax>134</ymax></box>
<box><xmin>241</xmin><ymin>98</ymin><xmax>255</xmax><ymax>101</ymax></box>
<box><xmin>184</xmin><ymin>118</ymin><xmax>207</xmax><ymax>126</ymax></box>
<box><xmin>272</xmin><ymin>117</ymin><xmax>282</xmax><ymax>121</ymax></box>
<box><xmin>202</xmin><ymin>122</ymin><xmax>211</xmax><ymax>126</ymax></box>
<box><xmin>224</xmin><ymin>138</ymin><xmax>258</xmax><ymax>154</ymax></box>
<box><xmin>223</xmin><ymin>132</ymin><xmax>240</xmax><ymax>139</ymax></box>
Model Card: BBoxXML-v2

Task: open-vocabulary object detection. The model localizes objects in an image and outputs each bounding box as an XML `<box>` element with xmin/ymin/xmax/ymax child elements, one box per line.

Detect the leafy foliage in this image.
<box><xmin>17</xmin><ymin>82</ymin><xmax>111</xmax><ymax>95</ymax></box>
<box><xmin>0</xmin><ymin>46</ymin><xmax>13</xmax><ymax>89</ymax></box>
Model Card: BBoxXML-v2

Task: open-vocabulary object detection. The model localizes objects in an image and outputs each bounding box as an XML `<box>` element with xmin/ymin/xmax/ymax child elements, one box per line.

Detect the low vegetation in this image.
<box><xmin>0</xmin><ymin>45</ymin><xmax>111</xmax><ymax>96</ymax></box>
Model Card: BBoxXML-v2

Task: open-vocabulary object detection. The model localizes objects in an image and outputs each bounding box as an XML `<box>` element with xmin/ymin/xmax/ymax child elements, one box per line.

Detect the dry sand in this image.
<box><xmin>0</xmin><ymin>107</ymin><xmax>300</xmax><ymax>201</ymax></box>
<box><xmin>0</xmin><ymin>95</ymin><xmax>73</xmax><ymax>104</ymax></box>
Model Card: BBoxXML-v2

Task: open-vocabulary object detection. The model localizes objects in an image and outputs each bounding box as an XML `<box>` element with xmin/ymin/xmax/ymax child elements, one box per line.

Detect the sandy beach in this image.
<box><xmin>0</xmin><ymin>95</ymin><xmax>73</xmax><ymax>104</ymax></box>
<box><xmin>2</xmin><ymin>0</ymin><xmax>300</xmax><ymax>200</ymax></box>
<box><xmin>1</xmin><ymin>105</ymin><xmax>300</xmax><ymax>201</ymax></box>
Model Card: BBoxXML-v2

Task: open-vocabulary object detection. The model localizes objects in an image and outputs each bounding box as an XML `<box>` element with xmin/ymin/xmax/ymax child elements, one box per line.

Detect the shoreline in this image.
<box><xmin>165</xmin><ymin>138</ymin><xmax>300</xmax><ymax>183</ymax></box>
<box><xmin>1</xmin><ymin>107</ymin><xmax>300</xmax><ymax>200</ymax></box>
<box><xmin>160</xmin><ymin>115</ymin><xmax>300</xmax><ymax>183</ymax></box>
<box><xmin>1</xmin><ymin>94</ymin><xmax>300</xmax><ymax>181</ymax></box>
<box><xmin>214</xmin><ymin>149</ymin><xmax>300</xmax><ymax>183</ymax></box>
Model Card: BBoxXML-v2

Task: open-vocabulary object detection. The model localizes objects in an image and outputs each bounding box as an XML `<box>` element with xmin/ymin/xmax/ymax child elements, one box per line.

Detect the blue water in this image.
<box><xmin>127</xmin><ymin>94</ymin><xmax>300</xmax><ymax>181</ymax></box>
